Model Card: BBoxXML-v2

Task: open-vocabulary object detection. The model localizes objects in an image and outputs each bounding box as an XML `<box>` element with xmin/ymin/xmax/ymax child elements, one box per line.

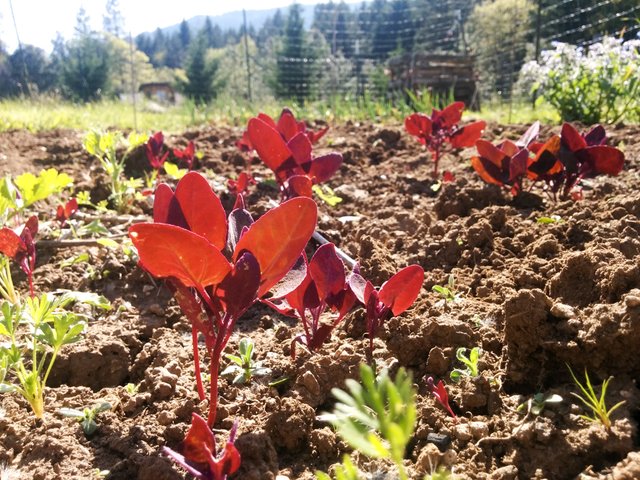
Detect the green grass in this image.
<box><xmin>0</xmin><ymin>95</ymin><xmax>563</xmax><ymax>134</ymax></box>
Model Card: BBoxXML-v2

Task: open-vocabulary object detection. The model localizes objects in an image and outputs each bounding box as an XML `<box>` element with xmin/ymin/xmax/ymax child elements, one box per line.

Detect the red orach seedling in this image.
<box><xmin>528</xmin><ymin>123</ymin><xmax>624</xmax><ymax>200</ymax></box>
<box><xmin>129</xmin><ymin>172</ymin><xmax>317</xmax><ymax>426</ymax></box>
<box><xmin>145</xmin><ymin>131</ymin><xmax>169</xmax><ymax>170</ymax></box>
<box><xmin>0</xmin><ymin>215</ymin><xmax>38</xmax><ymax>297</ymax></box>
<box><xmin>265</xmin><ymin>243</ymin><xmax>356</xmax><ymax>358</ymax></box>
<box><xmin>426</xmin><ymin>376</ymin><xmax>456</xmax><ymax>419</ymax></box>
<box><xmin>348</xmin><ymin>264</ymin><xmax>424</xmax><ymax>357</ymax></box>
<box><xmin>246</xmin><ymin>113</ymin><xmax>342</xmax><ymax>199</ymax></box>
<box><xmin>471</xmin><ymin>122</ymin><xmax>540</xmax><ymax>195</ymax></box>
<box><xmin>164</xmin><ymin>413</ymin><xmax>240</xmax><ymax>480</ymax></box>
<box><xmin>55</xmin><ymin>198</ymin><xmax>79</xmax><ymax>227</ymax></box>
<box><xmin>405</xmin><ymin>101</ymin><xmax>486</xmax><ymax>178</ymax></box>
<box><xmin>173</xmin><ymin>141</ymin><xmax>196</xmax><ymax>170</ymax></box>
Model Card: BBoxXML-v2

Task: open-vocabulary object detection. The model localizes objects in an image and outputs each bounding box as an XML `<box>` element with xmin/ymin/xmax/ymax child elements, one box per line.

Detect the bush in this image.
<box><xmin>519</xmin><ymin>37</ymin><xmax>640</xmax><ymax>124</ymax></box>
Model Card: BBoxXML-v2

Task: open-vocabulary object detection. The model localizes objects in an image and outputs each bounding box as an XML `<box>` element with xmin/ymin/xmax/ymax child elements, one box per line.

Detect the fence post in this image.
<box><xmin>243</xmin><ymin>9</ymin><xmax>253</xmax><ymax>103</ymax></box>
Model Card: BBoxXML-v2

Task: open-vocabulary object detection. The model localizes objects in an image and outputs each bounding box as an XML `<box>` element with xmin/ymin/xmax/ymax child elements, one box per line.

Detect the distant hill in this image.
<box><xmin>139</xmin><ymin>5</ymin><xmax>316</xmax><ymax>39</ymax></box>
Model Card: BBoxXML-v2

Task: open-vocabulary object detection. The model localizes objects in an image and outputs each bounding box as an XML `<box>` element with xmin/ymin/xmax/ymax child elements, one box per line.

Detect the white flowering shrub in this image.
<box><xmin>518</xmin><ymin>36</ymin><xmax>640</xmax><ymax>124</ymax></box>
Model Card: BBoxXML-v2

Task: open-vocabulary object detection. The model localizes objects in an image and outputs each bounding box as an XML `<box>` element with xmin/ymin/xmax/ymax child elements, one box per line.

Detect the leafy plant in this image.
<box><xmin>0</xmin><ymin>169</ymin><xmax>72</xmax><ymax>224</ymax></box>
<box><xmin>528</xmin><ymin>123</ymin><xmax>624</xmax><ymax>201</ymax></box>
<box><xmin>471</xmin><ymin>122</ymin><xmax>539</xmax><ymax>196</ymax></box>
<box><xmin>129</xmin><ymin>171</ymin><xmax>317</xmax><ymax>426</ymax></box>
<box><xmin>425</xmin><ymin>376</ymin><xmax>456</xmax><ymax>419</ymax></box>
<box><xmin>432</xmin><ymin>274</ymin><xmax>462</xmax><ymax>306</ymax></box>
<box><xmin>472</xmin><ymin>122</ymin><xmax>625</xmax><ymax>201</ymax></box>
<box><xmin>124</xmin><ymin>382</ymin><xmax>139</xmax><ymax>395</ymax></box>
<box><xmin>58</xmin><ymin>401</ymin><xmax>111</xmax><ymax>436</ymax></box>
<box><xmin>567</xmin><ymin>365</ymin><xmax>625</xmax><ymax>430</ymax></box>
<box><xmin>266</xmin><ymin>243</ymin><xmax>356</xmax><ymax>358</ymax></box>
<box><xmin>173</xmin><ymin>140</ymin><xmax>196</xmax><ymax>170</ymax></box>
<box><xmin>349</xmin><ymin>264</ymin><xmax>423</xmax><ymax>357</ymax></box>
<box><xmin>319</xmin><ymin>364</ymin><xmax>416</xmax><ymax>480</ymax></box>
<box><xmin>316</xmin><ymin>455</ymin><xmax>360</xmax><ymax>480</ymax></box>
<box><xmin>55</xmin><ymin>198</ymin><xmax>79</xmax><ymax>228</ymax></box>
<box><xmin>145</xmin><ymin>131</ymin><xmax>169</xmax><ymax>170</ymax></box>
<box><xmin>83</xmin><ymin>130</ymin><xmax>145</xmax><ymax>213</ymax></box>
<box><xmin>450</xmin><ymin>347</ymin><xmax>481</xmax><ymax>383</ymax></box>
<box><xmin>221</xmin><ymin>337</ymin><xmax>271</xmax><ymax>384</ymax></box>
<box><xmin>0</xmin><ymin>294</ymin><xmax>88</xmax><ymax>417</ymax></box>
<box><xmin>517</xmin><ymin>392</ymin><xmax>563</xmax><ymax>416</ymax></box>
<box><xmin>163</xmin><ymin>413</ymin><xmax>241</xmax><ymax>480</ymax></box>
<box><xmin>405</xmin><ymin>101</ymin><xmax>486</xmax><ymax>178</ymax></box>
<box><xmin>246</xmin><ymin>112</ymin><xmax>342</xmax><ymax>200</ymax></box>
<box><xmin>520</xmin><ymin>37</ymin><xmax>640</xmax><ymax>124</ymax></box>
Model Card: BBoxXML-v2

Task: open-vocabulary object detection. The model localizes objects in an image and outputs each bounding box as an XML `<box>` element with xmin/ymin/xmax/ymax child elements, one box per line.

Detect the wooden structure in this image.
<box><xmin>139</xmin><ymin>82</ymin><xmax>176</xmax><ymax>104</ymax></box>
<box><xmin>387</xmin><ymin>53</ymin><xmax>479</xmax><ymax>109</ymax></box>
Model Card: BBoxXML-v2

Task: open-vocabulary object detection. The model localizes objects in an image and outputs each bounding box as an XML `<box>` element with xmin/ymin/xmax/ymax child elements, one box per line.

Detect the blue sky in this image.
<box><xmin>1</xmin><ymin>0</ymin><xmax>363</xmax><ymax>53</ymax></box>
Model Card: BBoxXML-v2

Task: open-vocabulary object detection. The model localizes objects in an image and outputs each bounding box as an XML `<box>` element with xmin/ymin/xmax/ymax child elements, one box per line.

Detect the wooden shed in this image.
<box><xmin>139</xmin><ymin>82</ymin><xmax>176</xmax><ymax>104</ymax></box>
<box><xmin>388</xmin><ymin>53</ymin><xmax>479</xmax><ymax>109</ymax></box>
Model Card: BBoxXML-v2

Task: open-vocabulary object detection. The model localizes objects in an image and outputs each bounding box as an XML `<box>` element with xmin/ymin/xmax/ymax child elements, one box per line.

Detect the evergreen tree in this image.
<box><xmin>276</xmin><ymin>3</ymin><xmax>318</xmax><ymax>102</ymax></box>
<box><xmin>202</xmin><ymin>17</ymin><xmax>215</xmax><ymax>48</ymax></box>
<box><xmin>6</xmin><ymin>45</ymin><xmax>53</xmax><ymax>96</ymax></box>
<box><xmin>179</xmin><ymin>20</ymin><xmax>192</xmax><ymax>49</ymax></box>
<box><xmin>103</xmin><ymin>0</ymin><xmax>125</xmax><ymax>38</ymax></box>
<box><xmin>182</xmin><ymin>33</ymin><xmax>221</xmax><ymax>103</ymax></box>
<box><xmin>61</xmin><ymin>8</ymin><xmax>112</xmax><ymax>101</ymax></box>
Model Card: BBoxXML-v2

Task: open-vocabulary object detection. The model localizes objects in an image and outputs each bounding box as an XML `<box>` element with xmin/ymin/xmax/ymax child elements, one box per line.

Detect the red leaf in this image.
<box><xmin>233</xmin><ymin>197</ymin><xmax>317</xmax><ymax>297</ymax></box>
<box><xmin>174</xmin><ymin>172</ymin><xmax>228</xmax><ymax>251</ymax></box>
<box><xmin>288</xmin><ymin>132</ymin><xmax>313</xmax><ymax>165</ymax></box>
<box><xmin>306</xmin><ymin>153</ymin><xmax>343</xmax><ymax>184</ymax></box>
<box><xmin>378</xmin><ymin>265</ymin><xmax>424</xmax><ymax>316</ymax></box>
<box><xmin>450</xmin><ymin>121</ymin><xmax>485</xmax><ymax>148</ymax></box>
<box><xmin>435</xmin><ymin>101</ymin><xmax>465</xmax><ymax>128</ymax></box>
<box><xmin>182</xmin><ymin>413</ymin><xmax>217</xmax><ymax>464</ymax></box>
<box><xmin>307</xmin><ymin>126</ymin><xmax>329</xmax><ymax>144</ymax></box>
<box><xmin>516</xmin><ymin>122</ymin><xmax>540</xmax><ymax>148</ymax></box>
<box><xmin>404</xmin><ymin>113</ymin><xmax>432</xmax><ymax>142</ymax></box>
<box><xmin>217</xmin><ymin>252</ymin><xmax>261</xmax><ymax>319</ymax></box>
<box><xmin>308</xmin><ymin>243</ymin><xmax>345</xmax><ymax>300</ymax></box>
<box><xmin>285</xmin><ymin>175</ymin><xmax>313</xmax><ymax>199</ymax></box>
<box><xmin>561</xmin><ymin>123</ymin><xmax>587</xmax><ymax>152</ymax></box>
<box><xmin>248</xmin><ymin>117</ymin><xmax>292</xmax><ymax>173</ymax></box>
<box><xmin>0</xmin><ymin>229</ymin><xmax>24</xmax><ymax>259</ymax></box>
<box><xmin>276</xmin><ymin>109</ymin><xmax>301</xmax><ymax>142</ymax></box>
<box><xmin>582</xmin><ymin>146</ymin><xmax>625</xmax><ymax>176</ymax></box>
<box><xmin>584</xmin><ymin>125</ymin><xmax>606</xmax><ymax>146</ymax></box>
<box><xmin>528</xmin><ymin>135</ymin><xmax>563</xmax><ymax>179</ymax></box>
<box><xmin>129</xmin><ymin>223</ymin><xmax>231</xmax><ymax>288</ymax></box>
<box><xmin>348</xmin><ymin>272</ymin><xmax>368</xmax><ymax>304</ymax></box>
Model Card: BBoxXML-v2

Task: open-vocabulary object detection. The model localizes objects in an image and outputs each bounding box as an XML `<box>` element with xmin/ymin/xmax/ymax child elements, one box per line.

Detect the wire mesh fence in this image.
<box><xmin>239</xmin><ymin>0</ymin><xmax>640</xmax><ymax>112</ymax></box>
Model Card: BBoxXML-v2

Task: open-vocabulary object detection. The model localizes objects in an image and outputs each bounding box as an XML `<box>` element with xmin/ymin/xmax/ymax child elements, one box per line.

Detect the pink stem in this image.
<box><xmin>207</xmin><ymin>343</ymin><xmax>222</xmax><ymax>428</ymax></box>
<box><xmin>192</xmin><ymin>327</ymin><xmax>205</xmax><ymax>401</ymax></box>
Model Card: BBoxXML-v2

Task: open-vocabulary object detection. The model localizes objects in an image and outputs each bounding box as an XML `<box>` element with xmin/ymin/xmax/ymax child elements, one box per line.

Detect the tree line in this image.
<box><xmin>0</xmin><ymin>0</ymin><xmax>636</xmax><ymax>103</ymax></box>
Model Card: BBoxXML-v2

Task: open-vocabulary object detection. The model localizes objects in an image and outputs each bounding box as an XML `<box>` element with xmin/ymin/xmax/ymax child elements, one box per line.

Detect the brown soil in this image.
<box><xmin>0</xmin><ymin>120</ymin><xmax>639</xmax><ymax>480</ymax></box>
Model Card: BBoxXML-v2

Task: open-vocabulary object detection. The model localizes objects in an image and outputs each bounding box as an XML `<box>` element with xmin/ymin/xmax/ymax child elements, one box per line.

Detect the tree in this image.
<box><xmin>466</xmin><ymin>0</ymin><xmax>535</xmax><ymax>100</ymax></box>
<box><xmin>103</xmin><ymin>0</ymin><xmax>125</xmax><ymax>38</ymax></box>
<box><xmin>60</xmin><ymin>8</ymin><xmax>112</xmax><ymax>101</ymax></box>
<box><xmin>275</xmin><ymin>3</ymin><xmax>318</xmax><ymax>102</ymax></box>
<box><xmin>5</xmin><ymin>45</ymin><xmax>53</xmax><ymax>96</ymax></box>
<box><xmin>179</xmin><ymin>20</ymin><xmax>191</xmax><ymax>50</ymax></box>
<box><xmin>182</xmin><ymin>33</ymin><xmax>221</xmax><ymax>103</ymax></box>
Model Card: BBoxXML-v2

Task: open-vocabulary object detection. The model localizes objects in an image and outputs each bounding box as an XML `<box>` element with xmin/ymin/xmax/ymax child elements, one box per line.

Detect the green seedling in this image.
<box><xmin>432</xmin><ymin>274</ymin><xmax>462</xmax><ymax>306</ymax></box>
<box><xmin>537</xmin><ymin>215</ymin><xmax>563</xmax><ymax>224</ymax></box>
<box><xmin>59</xmin><ymin>402</ymin><xmax>111</xmax><ymax>436</ymax></box>
<box><xmin>319</xmin><ymin>364</ymin><xmax>416</xmax><ymax>480</ymax></box>
<box><xmin>163</xmin><ymin>162</ymin><xmax>187</xmax><ymax>180</ymax></box>
<box><xmin>568</xmin><ymin>365</ymin><xmax>625</xmax><ymax>430</ymax></box>
<box><xmin>0</xmin><ymin>264</ymin><xmax>110</xmax><ymax>418</ymax></box>
<box><xmin>312</xmin><ymin>185</ymin><xmax>343</xmax><ymax>207</ymax></box>
<box><xmin>221</xmin><ymin>337</ymin><xmax>271</xmax><ymax>385</ymax></box>
<box><xmin>124</xmin><ymin>383</ymin><xmax>139</xmax><ymax>395</ymax></box>
<box><xmin>83</xmin><ymin>130</ymin><xmax>145</xmax><ymax>213</ymax></box>
<box><xmin>450</xmin><ymin>347</ymin><xmax>481</xmax><ymax>383</ymax></box>
<box><xmin>316</xmin><ymin>455</ymin><xmax>360</xmax><ymax>480</ymax></box>
<box><xmin>517</xmin><ymin>392</ymin><xmax>563</xmax><ymax>416</ymax></box>
<box><xmin>0</xmin><ymin>256</ymin><xmax>20</xmax><ymax>305</ymax></box>
<box><xmin>0</xmin><ymin>295</ymin><xmax>86</xmax><ymax>417</ymax></box>
<box><xmin>0</xmin><ymin>169</ymin><xmax>72</xmax><ymax>223</ymax></box>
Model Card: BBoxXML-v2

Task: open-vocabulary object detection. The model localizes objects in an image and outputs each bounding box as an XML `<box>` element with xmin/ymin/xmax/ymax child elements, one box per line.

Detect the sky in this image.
<box><xmin>1</xmin><ymin>0</ymin><xmax>362</xmax><ymax>54</ymax></box>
